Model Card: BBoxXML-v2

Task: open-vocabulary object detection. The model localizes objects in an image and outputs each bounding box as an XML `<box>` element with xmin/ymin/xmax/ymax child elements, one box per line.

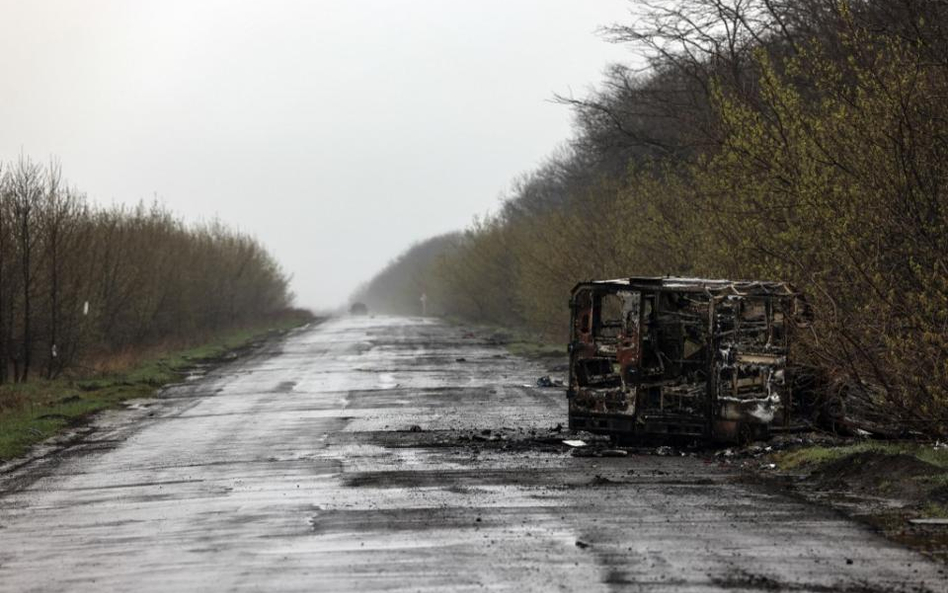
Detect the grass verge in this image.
<box><xmin>505</xmin><ymin>336</ymin><xmax>566</xmax><ymax>360</ymax></box>
<box><xmin>443</xmin><ymin>316</ymin><xmax>565</xmax><ymax>360</ymax></box>
<box><xmin>768</xmin><ymin>440</ymin><xmax>948</xmax><ymax>561</ymax></box>
<box><xmin>0</xmin><ymin>311</ymin><xmax>315</xmax><ymax>462</ymax></box>
<box><xmin>773</xmin><ymin>441</ymin><xmax>948</xmax><ymax>472</ymax></box>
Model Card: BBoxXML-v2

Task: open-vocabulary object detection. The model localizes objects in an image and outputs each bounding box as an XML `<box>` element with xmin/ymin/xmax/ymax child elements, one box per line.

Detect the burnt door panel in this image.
<box><xmin>569</xmin><ymin>288</ymin><xmax>639</xmax><ymax>422</ymax></box>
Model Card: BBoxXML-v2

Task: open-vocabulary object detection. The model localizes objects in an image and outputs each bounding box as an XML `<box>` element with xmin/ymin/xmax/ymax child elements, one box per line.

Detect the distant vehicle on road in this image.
<box><xmin>567</xmin><ymin>277</ymin><xmax>805</xmax><ymax>444</ymax></box>
<box><xmin>349</xmin><ymin>302</ymin><xmax>369</xmax><ymax>315</ymax></box>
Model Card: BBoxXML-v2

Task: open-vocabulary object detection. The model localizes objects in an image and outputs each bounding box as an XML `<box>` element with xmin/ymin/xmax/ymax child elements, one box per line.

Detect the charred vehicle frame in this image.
<box><xmin>568</xmin><ymin>277</ymin><xmax>804</xmax><ymax>443</ymax></box>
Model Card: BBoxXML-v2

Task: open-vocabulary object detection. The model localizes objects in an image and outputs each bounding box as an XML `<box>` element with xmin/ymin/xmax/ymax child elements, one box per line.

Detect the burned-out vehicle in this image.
<box><xmin>568</xmin><ymin>277</ymin><xmax>803</xmax><ymax>443</ymax></box>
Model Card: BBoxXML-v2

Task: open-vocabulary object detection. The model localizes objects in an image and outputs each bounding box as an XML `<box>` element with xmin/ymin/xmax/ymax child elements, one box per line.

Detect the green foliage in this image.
<box><xmin>919</xmin><ymin>502</ymin><xmax>948</xmax><ymax>519</ymax></box>
<box><xmin>704</xmin><ymin>17</ymin><xmax>948</xmax><ymax>432</ymax></box>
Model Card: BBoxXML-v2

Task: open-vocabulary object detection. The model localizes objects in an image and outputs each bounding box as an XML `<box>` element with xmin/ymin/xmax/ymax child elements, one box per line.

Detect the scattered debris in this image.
<box><xmin>590</xmin><ymin>474</ymin><xmax>617</xmax><ymax>485</ymax></box>
<box><xmin>536</xmin><ymin>375</ymin><xmax>564</xmax><ymax>388</ymax></box>
<box><xmin>472</xmin><ymin>430</ymin><xmax>503</xmax><ymax>442</ymax></box>
<box><xmin>909</xmin><ymin>519</ymin><xmax>948</xmax><ymax>526</ymax></box>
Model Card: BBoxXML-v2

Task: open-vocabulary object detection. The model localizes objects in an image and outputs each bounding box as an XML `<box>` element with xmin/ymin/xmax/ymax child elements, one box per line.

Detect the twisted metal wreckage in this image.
<box><xmin>567</xmin><ymin>277</ymin><xmax>808</xmax><ymax>443</ymax></box>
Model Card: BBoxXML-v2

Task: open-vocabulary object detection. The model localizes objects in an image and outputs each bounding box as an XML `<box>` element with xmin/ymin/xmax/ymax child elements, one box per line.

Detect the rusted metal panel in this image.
<box><xmin>567</xmin><ymin>277</ymin><xmax>801</xmax><ymax>443</ymax></box>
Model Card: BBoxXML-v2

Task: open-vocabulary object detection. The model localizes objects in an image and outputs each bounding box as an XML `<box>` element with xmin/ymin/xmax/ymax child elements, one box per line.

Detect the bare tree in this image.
<box><xmin>8</xmin><ymin>157</ymin><xmax>45</xmax><ymax>381</ymax></box>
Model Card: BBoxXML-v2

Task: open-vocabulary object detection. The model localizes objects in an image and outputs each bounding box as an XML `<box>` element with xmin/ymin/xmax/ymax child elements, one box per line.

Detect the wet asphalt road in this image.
<box><xmin>1</xmin><ymin>316</ymin><xmax>946</xmax><ymax>592</ymax></box>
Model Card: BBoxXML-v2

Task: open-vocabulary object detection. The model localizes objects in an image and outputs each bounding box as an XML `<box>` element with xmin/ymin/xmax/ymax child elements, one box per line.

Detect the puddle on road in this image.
<box><xmin>376</xmin><ymin>373</ymin><xmax>400</xmax><ymax>389</ymax></box>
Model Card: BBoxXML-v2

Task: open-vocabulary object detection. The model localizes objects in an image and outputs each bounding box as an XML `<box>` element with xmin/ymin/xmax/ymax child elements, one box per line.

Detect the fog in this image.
<box><xmin>0</xmin><ymin>0</ymin><xmax>633</xmax><ymax>310</ymax></box>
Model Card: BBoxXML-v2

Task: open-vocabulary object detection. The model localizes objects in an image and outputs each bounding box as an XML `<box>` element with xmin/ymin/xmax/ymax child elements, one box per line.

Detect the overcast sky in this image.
<box><xmin>0</xmin><ymin>0</ymin><xmax>634</xmax><ymax>310</ymax></box>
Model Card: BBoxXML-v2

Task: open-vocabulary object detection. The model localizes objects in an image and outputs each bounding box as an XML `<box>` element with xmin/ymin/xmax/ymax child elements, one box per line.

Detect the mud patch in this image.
<box><xmin>343</xmin><ymin>467</ymin><xmax>584</xmax><ymax>489</ymax></box>
<box><xmin>330</xmin><ymin>426</ymin><xmax>578</xmax><ymax>454</ymax></box>
<box><xmin>307</xmin><ymin>506</ymin><xmax>514</xmax><ymax>535</ymax></box>
<box><xmin>711</xmin><ymin>569</ymin><xmax>923</xmax><ymax>593</ymax></box>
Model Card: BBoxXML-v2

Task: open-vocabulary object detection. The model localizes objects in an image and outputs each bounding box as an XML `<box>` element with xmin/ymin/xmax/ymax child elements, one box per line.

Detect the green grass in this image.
<box><xmin>0</xmin><ymin>314</ymin><xmax>313</xmax><ymax>462</ymax></box>
<box><xmin>443</xmin><ymin>317</ymin><xmax>565</xmax><ymax>360</ymax></box>
<box><xmin>505</xmin><ymin>338</ymin><xmax>565</xmax><ymax>359</ymax></box>
<box><xmin>920</xmin><ymin>502</ymin><xmax>948</xmax><ymax>518</ymax></box>
<box><xmin>773</xmin><ymin>441</ymin><xmax>948</xmax><ymax>471</ymax></box>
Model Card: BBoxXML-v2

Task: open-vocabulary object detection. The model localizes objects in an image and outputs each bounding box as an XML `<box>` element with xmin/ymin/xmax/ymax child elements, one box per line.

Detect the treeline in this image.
<box><xmin>353</xmin><ymin>232</ymin><xmax>460</xmax><ymax>316</ymax></box>
<box><xmin>355</xmin><ymin>0</ymin><xmax>948</xmax><ymax>435</ymax></box>
<box><xmin>0</xmin><ymin>156</ymin><xmax>292</xmax><ymax>382</ymax></box>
